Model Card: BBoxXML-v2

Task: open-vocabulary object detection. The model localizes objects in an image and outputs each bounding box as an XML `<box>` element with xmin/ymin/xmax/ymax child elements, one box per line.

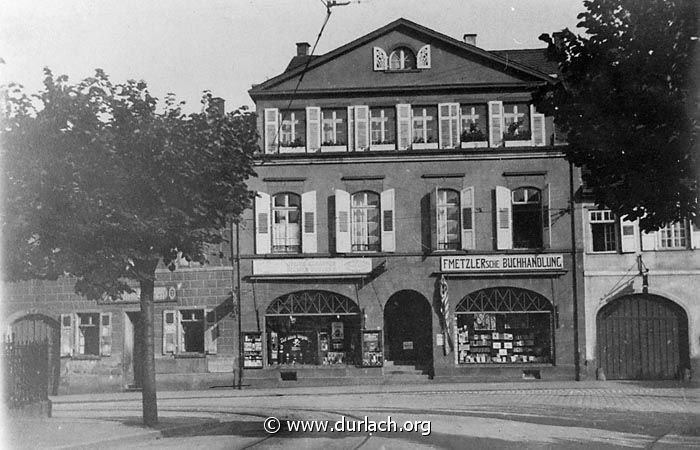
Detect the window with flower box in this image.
<box><xmin>279</xmin><ymin>110</ymin><xmax>306</xmax><ymax>152</ymax></box>
<box><xmin>503</xmin><ymin>103</ymin><xmax>531</xmax><ymax>144</ymax></box>
<box><xmin>370</xmin><ymin>107</ymin><xmax>396</xmax><ymax>150</ymax></box>
<box><xmin>412</xmin><ymin>106</ymin><xmax>438</xmax><ymax>149</ymax></box>
<box><xmin>321</xmin><ymin>108</ymin><xmax>347</xmax><ymax>150</ymax></box>
<box><xmin>460</xmin><ymin>104</ymin><xmax>488</xmax><ymax>148</ymax></box>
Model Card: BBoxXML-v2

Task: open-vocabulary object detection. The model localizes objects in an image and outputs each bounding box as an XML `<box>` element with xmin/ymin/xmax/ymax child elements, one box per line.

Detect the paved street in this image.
<box><xmin>8</xmin><ymin>381</ymin><xmax>700</xmax><ymax>449</ymax></box>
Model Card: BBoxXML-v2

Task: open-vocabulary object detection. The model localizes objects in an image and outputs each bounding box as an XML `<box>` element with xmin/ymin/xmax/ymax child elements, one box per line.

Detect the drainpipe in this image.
<box><xmin>569</xmin><ymin>161</ymin><xmax>581</xmax><ymax>381</ymax></box>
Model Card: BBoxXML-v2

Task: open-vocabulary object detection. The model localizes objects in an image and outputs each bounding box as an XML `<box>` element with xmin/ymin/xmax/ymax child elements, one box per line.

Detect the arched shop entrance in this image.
<box><xmin>455</xmin><ymin>287</ymin><xmax>554</xmax><ymax>365</ymax></box>
<box><xmin>597</xmin><ymin>294</ymin><xmax>689</xmax><ymax>380</ymax></box>
<box><xmin>266</xmin><ymin>290</ymin><xmax>361</xmax><ymax>366</ymax></box>
<box><xmin>384</xmin><ymin>290</ymin><xmax>432</xmax><ymax>366</ymax></box>
<box><xmin>9</xmin><ymin>314</ymin><xmax>61</xmax><ymax>395</ymax></box>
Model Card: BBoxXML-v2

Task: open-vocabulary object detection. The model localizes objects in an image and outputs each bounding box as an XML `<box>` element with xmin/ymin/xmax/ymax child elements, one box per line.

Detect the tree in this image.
<box><xmin>1</xmin><ymin>69</ymin><xmax>258</xmax><ymax>426</ymax></box>
<box><xmin>534</xmin><ymin>0</ymin><xmax>698</xmax><ymax>230</ymax></box>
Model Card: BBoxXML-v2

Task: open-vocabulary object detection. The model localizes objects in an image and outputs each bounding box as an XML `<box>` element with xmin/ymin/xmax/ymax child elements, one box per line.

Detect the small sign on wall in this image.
<box><xmin>403</xmin><ymin>341</ymin><xmax>414</xmax><ymax>350</ymax></box>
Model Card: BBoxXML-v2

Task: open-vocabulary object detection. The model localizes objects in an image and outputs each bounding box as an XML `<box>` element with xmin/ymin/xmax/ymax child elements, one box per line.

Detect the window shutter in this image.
<box><xmin>396</xmin><ymin>104</ymin><xmax>412</xmax><ymax>150</ymax></box>
<box><xmin>347</xmin><ymin>106</ymin><xmax>355</xmax><ymax>151</ymax></box>
<box><xmin>488</xmin><ymin>101</ymin><xmax>504</xmax><ymax>148</ymax></box>
<box><xmin>619</xmin><ymin>216</ymin><xmax>639</xmax><ymax>253</ymax></box>
<box><xmin>264</xmin><ymin>108</ymin><xmax>279</xmax><ymax>154</ymax></box>
<box><xmin>100</xmin><ymin>312</ymin><xmax>112</xmax><ymax>357</ymax></box>
<box><xmin>691</xmin><ymin>221</ymin><xmax>700</xmax><ymax>249</ymax></box>
<box><xmin>530</xmin><ymin>105</ymin><xmax>546</xmax><ymax>146</ymax></box>
<box><xmin>306</xmin><ymin>107</ymin><xmax>321</xmax><ymax>152</ymax></box>
<box><xmin>430</xmin><ymin>187</ymin><xmax>438</xmax><ymax>250</ymax></box>
<box><xmin>495</xmin><ymin>186</ymin><xmax>513</xmax><ymax>250</ymax></box>
<box><xmin>335</xmin><ymin>189</ymin><xmax>351</xmax><ymax>253</ymax></box>
<box><xmin>162</xmin><ymin>310</ymin><xmax>177</xmax><ymax>354</ymax></box>
<box><xmin>438</xmin><ymin>103</ymin><xmax>459</xmax><ymax>148</ymax></box>
<box><xmin>354</xmin><ymin>105</ymin><xmax>369</xmax><ymax>151</ymax></box>
<box><xmin>460</xmin><ymin>187</ymin><xmax>475</xmax><ymax>250</ymax></box>
<box><xmin>380</xmin><ymin>189</ymin><xmax>396</xmax><ymax>252</ymax></box>
<box><xmin>641</xmin><ymin>230</ymin><xmax>657</xmax><ymax>251</ymax></box>
<box><xmin>416</xmin><ymin>45</ymin><xmax>431</xmax><ymax>69</ymax></box>
<box><xmin>542</xmin><ymin>183</ymin><xmax>551</xmax><ymax>249</ymax></box>
<box><xmin>254</xmin><ymin>191</ymin><xmax>271</xmax><ymax>254</ymax></box>
<box><xmin>60</xmin><ymin>313</ymin><xmax>74</xmax><ymax>357</ymax></box>
<box><xmin>373</xmin><ymin>47</ymin><xmax>388</xmax><ymax>71</ymax></box>
<box><xmin>301</xmin><ymin>191</ymin><xmax>317</xmax><ymax>253</ymax></box>
<box><xmin>204</xmin><ymin>308</ymin><xmax>218</xmax><ymax>355</ymax></box>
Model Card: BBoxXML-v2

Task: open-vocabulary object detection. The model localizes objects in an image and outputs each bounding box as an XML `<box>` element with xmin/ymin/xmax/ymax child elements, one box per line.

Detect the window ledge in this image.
<box><xmin>174</xmin><ymin>352</ymin><xmax>206</xmax><ymax>359</ymax></box>
<box><xmin>70</xmin><ymin>355</ymin><xmax>101</xmax><ymax>360</ymax></box>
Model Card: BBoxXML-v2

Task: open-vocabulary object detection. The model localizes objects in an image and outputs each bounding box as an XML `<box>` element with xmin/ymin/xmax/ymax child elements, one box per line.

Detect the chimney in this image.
<box><xmin>207</xmin><ymin>97</ymin><xmax>225</xmax><ymax>117</ymax></box>
<box><xmin>463</xmin><ymin>34</ymin><xmax>477</xmax><ymax>46</ymax></box>
<box><xmin>296</xmin><ymin>42</ymin><xmax>310</xmax><ymax>56</ymax></box>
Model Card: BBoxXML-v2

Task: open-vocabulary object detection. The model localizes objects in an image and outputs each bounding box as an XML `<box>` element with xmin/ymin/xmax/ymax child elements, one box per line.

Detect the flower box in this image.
<box><xmin>279</xmin><ymin>146</ymin><xmax>306</xmax><ymax>154</ymax></box>
<box><xmin>370</xmin><ymin>144</ymin><xmax>396</xmax><ymax>151</ymax></box>
<box><xmin>504</xmin><ymin>140</ymin><xmax>531</xmax><ymax>147</ymax></box>
<box><xmin>320</xmin><ymin>145</ymin><xmax>348</xmax><ymax>153</ymax></box>
<box><xmin>461</xmin><ymin>141</ymin><xmax>488</xmax><ymax>149</ymax></box>
<box><xmin>412</xmin><ymin>142</ymin><xmax>439</xmax><ymax>150</ymax></box>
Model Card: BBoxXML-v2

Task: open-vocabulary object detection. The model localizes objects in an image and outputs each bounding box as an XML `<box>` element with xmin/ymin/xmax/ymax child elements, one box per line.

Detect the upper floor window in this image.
<box><xmin>503</xmin><ymin>103</ymin><xmax>531</xmax><ymax>141</ymax></box>
<box><xmin>589</xmin><ymin>210</ymin><xmax>617</xmax><ymax>252</ymax></box>
<box><xmin>389</xmin><ymin>47</ymin><xmax>416</xmax><ymax>70</ymax></box>
<box><xmin>370</xmin><ymin>107</ymin><xmax>396</xmax><ymax>147</ymax></box>
<box><xmin>658</xmin><ymin>222</ymin><xmax>687</xmax><ymax>249</ymax></box>
<box><xmin>412</xmin><ymin>106</ymin><xmax>438</xmax><ymax>145</ymax></box>
<box><xmin>322</xmin><ymin>108</ymin><xmax>347</xmax><ymax>146</ymax></box>
<box><xmin>272</xmin><ymin>193</ymin><xmax>301</xmax><ymax>253</ymax></box>
<box><xmin>351</xmin><ymin>191</ymin><xmax>380</xmax><ymax>251</ymax></box>
<box><xmin>460</xmin><ymin>105</ymin><xmax>488</xmax><ymax>143</ymax></box>
<box><xmin>512</xmin><ymin>187</ymin><xmax>542</xmax><ymax>249</ymax></box>
<box><xmin>280</xmin><ymin>110</ymin><xmax>306</xmax><ymax>148</ymax></box>
<box><xmin>437</xmin><ymin>189</ymin><xmax>460</xmax><ymax>250</ymax></box>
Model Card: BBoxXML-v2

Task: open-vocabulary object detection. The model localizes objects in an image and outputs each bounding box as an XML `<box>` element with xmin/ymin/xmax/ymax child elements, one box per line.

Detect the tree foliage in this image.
<box><xmin>534</xmin><ymin>0</ymin><xmax>698</xmax><ymax>230</ymax></box>
<box><xmin>2</xmin><ymin>69</ymin><xmax>258</xmax><ymax>292</ymax></box>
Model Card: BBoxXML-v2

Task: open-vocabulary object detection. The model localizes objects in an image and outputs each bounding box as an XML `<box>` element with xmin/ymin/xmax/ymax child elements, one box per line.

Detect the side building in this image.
<box><xmin>241</xmin><ymin>18</ymin><xmax>586</xmax><ymax>386</ymax></box>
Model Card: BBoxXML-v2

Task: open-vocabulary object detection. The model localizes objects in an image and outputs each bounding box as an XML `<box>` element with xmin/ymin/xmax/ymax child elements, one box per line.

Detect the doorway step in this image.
<box><xmin>382</xmin><ymin>361</ymin><xmax>432</xmax><ymax>382</ymax></box>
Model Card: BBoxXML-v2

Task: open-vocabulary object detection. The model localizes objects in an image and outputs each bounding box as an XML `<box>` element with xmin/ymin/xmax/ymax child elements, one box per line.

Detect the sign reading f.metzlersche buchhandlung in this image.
<box><xmin>440</xmin><ymin>254</ymin><xmax>564</xmax><ymax>273</ymax></box>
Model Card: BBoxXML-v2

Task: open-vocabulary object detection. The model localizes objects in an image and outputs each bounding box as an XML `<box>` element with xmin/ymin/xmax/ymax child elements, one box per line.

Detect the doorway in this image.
<box><xmin>123</xmin><ymin>311</ymin><xmax>144</xmax><ymax>389</ymax></box>
<box><xmin>10</xmin><ymin>314</ymin><xmax>60</xmax><ymax>395</ymax></box>
<box><xmin>384</xmin><ymin>290</ymin><xmax>433</xmax><ymax>366</ymax></box>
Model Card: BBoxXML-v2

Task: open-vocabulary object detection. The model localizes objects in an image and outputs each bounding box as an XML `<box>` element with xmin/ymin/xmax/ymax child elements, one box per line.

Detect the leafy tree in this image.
<box><xmin>1</xmin><ymin>69</ymin><xmax>258</xmax><ymax>426</ymax></box>
<box><xmin>534</xmin><ymin>0</ymin><xmax>698</xmax><ymax>230</ymax></box>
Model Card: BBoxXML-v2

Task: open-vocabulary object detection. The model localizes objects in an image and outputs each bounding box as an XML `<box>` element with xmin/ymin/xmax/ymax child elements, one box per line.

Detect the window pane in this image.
<box><xmin>273</xmin><ymin>195</ymin><xmax>286</xmax><ymax>207</ymax></box>
<box><xmin>512</xmin><ymin>189</ymin><xmax>526</xmax><ymax>203</ymax></box>
<box><xmin>288</xmin><ymin>211</ymin><xmax>299</xmax><ymax>224</ymax></box>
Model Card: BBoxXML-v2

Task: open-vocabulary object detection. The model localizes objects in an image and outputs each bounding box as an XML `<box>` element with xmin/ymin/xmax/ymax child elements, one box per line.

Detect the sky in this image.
<box><xmin>1</xmin><ymin>0</ymin><xmax>586</xmax><ymax>113</ymax></box>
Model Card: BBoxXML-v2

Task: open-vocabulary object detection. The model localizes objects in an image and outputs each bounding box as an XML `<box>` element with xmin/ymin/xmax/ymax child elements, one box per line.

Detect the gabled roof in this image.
<box><xmin>491</xmin><ymin>49</ymin><xmax>559</xmax><ymax>76</ymax></box>
<box><xmin>250</xmin><ymin>17</ymin><xmax>555</xmax><ymax>96</ymax></box>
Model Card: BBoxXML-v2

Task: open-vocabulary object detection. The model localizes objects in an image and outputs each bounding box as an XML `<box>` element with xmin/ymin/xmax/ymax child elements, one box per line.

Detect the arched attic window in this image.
<box><xmin>389</xmin><ymin>47</ymin><xmax>416</xmax><ymax>70</ymax></box>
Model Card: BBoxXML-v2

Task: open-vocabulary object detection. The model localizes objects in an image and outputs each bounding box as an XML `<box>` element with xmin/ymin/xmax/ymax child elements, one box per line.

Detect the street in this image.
<box><xmin>13</xmin><ymin>381</ymin><xmax>698</xmax><ymax>449</ymax></box>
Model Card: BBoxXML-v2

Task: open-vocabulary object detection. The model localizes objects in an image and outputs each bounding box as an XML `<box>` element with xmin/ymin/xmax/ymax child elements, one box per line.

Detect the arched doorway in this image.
<box><xmin>9</xmin><ymin>314</ymin><xmax>61</xmax><ymax>395</ymax></box>
<box><xmin>597</xmin><ymin>294</ymin><xmax>690</xmax><ymax>380</ymax></box>
<box><xmin>265</xmin><ymin>290</ymin><xmax>361</xmax><ymax>366</ymax></box>
<box><xmin>384</xmin><ymin>290</ymin><xmax>432</xmax><ymax>366</ymax></box>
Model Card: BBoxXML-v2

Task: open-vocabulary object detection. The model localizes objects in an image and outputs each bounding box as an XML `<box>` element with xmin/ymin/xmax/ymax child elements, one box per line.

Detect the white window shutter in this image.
<box><xmin>204</xmin><ymin>308</ymin><xmax>217</xmax><ymax>355</ymax></box>
<box><xmin>641</xmin><ymin>230</ymin><xmax>657</xmax><ymax>251</ymax></box>
<box><xmin>488</xmin><ymin>101</ymin><xmax>504</xmax><ymax>148</ymax></box>
<box><xmin>306</xmin><ymin>107</ymin><xmax>321</xmax><ymax>152</ymax></box>
<box><xmin>347</xmin><ymin>106</ymin><xmax>355</xmax><ymax>151</ymax></box>
<box><xmin>335</xmin><ymin>189</ymin><xmax>351</xmax><ymax>253</ymax></box>
<box><xmin>354</xmin><ymin>106</ymin><xmax>369</xmax><ymax>151</ymax></box>
<box><xmin>254</xmin><ymin>192</ymin><xmax>271</xmax><ymax>254</ymax></box>
<box><xmin>162</xmin><ymin>310</ymin><xmax>177</xmax><ymax>354</ymax></box>
<box><xmin>530</xmin><ymin>105</ymin><xmax>546</xmax><ymax>146</ymax></box>
<box><xmin>430</xmin><ymin>187</ymin><xmax>438</xmax><ymax>250</ymax></box>
<box><xmin>100</xmin><ymin>312</ymin><xmax>112</xmax><ymax>357</ymax></box>
<box><xmin>417</xmin><ymin>45</ymin><xmax>431</xmax><ymax>69</ymax></box>
<box><xmin>460</xmin><ymin>186</ymin><xmax>475</xmax><ymax>250</ymax></box>
<box><xmin>381</xmin><ymin>189</ymin><xmax>396</xmax><ymax>252</ymax></box>
<box><xmin>619</xmin><ymin>216</ymin><xmax>639</xmax><ymax>253</ymax></box>
<box><xmin>691</xmin><ymin>221</ymin><xmax>700</xmax><ymax>249</ymax></box>
<box><xmin>301</xmin><ymin>191</ymin><xmax>317</xmax><ymax>253</ymax></box>
<box><xmin>373</xmin><ymin>47</ymin><xmax>388</xmax><ymax>71</ymax></box>
<box><xmin>73</xmin><ymin>313</ymin><xmax>81</xmax><ymax>356</ymax></box>
<box><xmin>496</xmin><ymin>186</ymin><xmax>513</xmax><ymax>250</ymax></box>
<box><xmin>264</xmin><ymin>108</ymin><xmax>279</xmax><ymax>154</ymax></box>
<box><xmin>60</xmin><ymin>313</ymin><xmax>74</xmax><ymax>357</ymax></box>
<box><xmin>542</xmin><ymin>183</ymin><xmax>551</xmax><ymax>248</ymax></box>
<box><xmin>438</xmin><ymin>103</ymin><xmax>459</xmax><ymax>149</ymax></box>
<box><xmin>396</xmin><ymin>104</ymin><xmax>412</xmax><ymax>150</ymax></box>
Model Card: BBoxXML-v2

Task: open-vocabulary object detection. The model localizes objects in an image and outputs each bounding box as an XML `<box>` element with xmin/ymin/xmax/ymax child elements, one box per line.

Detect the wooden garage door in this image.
<box><xmin>597</xmin><ymin>295</ymin><xmax>689</xmax><ymax>380</ymax></box>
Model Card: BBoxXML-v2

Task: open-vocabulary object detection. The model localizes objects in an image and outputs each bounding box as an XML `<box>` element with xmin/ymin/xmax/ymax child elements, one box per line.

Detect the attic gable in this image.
<box><xmin>250</xmin><ymin>18</ymin><xmax>553</xmax><ymax>98</ymax></box>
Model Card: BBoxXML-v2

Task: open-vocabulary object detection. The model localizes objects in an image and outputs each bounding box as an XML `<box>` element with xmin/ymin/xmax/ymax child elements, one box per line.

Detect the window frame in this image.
<box><xmin>369</xmin><ymin>107</ymin><xmax>396</xmax><ymax>148</ymax></box>
<box><xmin>350</xmin><ymin>191</ymin><xmax>381</xmax><ymax>252</ymax></box>
<box><xmin>279</xmin><ymin>110</ymin><xmax>306</xmax><ymax>150</ymax></box>
<box><xmin>511</xmin><ymin>187</ymin><xmax>543</xmax><ymax>249</ymax></box>
<box><xmin>657</xmin><ymin>221</ymin><xmax>689</xmax><ymax>250</ymax></box>
<box><xmin>437</xmin><ymin>188</ymin><xmax>461</xmax><ymax>251</ymax></box>
<box><xmin>411</xmin><ymin>105</ymin><xmax>438</xmax><ymax>148</ymax></box>
<box><xmin>271</xmin><ymin>192</ymin><xmax>302</xmax><ymax>254</ymax></box>
<box><xmin>321</xmin><ymin>108</ymin><xmax>347</xmax><ymax>148</ymax></box>
<box><xmin>388</xmin><ymin>47</ymin><xmax>417</xmax><ymax>71</ymax></box>
<box><xmin>589</xmin><ymin>209</ymin><xmax>618</xmax><ymax>253</ymax></box>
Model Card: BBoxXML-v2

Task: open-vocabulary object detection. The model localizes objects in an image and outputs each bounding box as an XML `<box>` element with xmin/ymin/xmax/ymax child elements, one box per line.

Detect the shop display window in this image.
<box><xmin>266</xmin><ymin>314</ymin><xmax>361</xmax><ymax>366</ymax></box>
<box><xmin>456</xmin><ymin>312</ymin><xmax>552</xmax><ymax>364</ymax></box>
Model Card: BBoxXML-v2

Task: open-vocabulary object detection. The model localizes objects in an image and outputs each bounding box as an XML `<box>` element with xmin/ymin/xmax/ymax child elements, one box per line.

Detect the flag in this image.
<box><xmin>439</xmin><ymin>275</ymin><xmax>452</xmax><ymax>355</ymax></box>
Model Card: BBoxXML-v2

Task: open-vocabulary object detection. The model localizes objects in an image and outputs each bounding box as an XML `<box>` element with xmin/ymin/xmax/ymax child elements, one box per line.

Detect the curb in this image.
<box><xmin>52</xmin><ymin>419</ymin><xmax>223</xmax><ymax>449</ymax></box>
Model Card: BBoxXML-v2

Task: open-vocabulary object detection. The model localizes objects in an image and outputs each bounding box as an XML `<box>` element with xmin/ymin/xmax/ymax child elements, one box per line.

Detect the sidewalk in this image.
<box><xmin>7</xmin><ymin>379</ymin><xmax>700</xmax><ymax>449</ymax></box>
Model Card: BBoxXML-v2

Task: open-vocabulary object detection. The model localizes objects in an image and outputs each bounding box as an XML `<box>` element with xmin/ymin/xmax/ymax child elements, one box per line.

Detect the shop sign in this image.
<box><xmin>100</xmin><ymin>285</ymin><xmax>178</xmax><ymax>304</ymax></box>
<box><xmin>253</xmin><ymin>258</ymin><xmax>372</xmax><ymax>276</ymax></box>
<box><xmin>441</xmin><ymin>254</ymin><xmax>564</xmax><ymax>273</ymax></box>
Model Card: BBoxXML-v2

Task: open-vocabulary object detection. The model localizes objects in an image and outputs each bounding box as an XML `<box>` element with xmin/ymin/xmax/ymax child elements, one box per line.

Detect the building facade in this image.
<box><xmin>242</xmin><ymin>18</ymin><xmax>586</xmax><ymax>386</ymax></box>
<box><xmin>581</xmin><ymin>204</ymin><xmax>700</xmax><ymax>380</ymax></box>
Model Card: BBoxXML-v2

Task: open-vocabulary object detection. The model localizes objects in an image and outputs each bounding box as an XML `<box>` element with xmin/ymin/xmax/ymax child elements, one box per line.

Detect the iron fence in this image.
<box><xmin>3</xmin><ymin>338</ymin><xmax>49</xmax><ymax>409</ymax></box>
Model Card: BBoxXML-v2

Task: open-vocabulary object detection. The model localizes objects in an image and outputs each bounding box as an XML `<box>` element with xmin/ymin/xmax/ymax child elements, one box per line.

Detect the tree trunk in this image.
<box><xmin>137</xmin><ymin>259</ymin><xmax>159</xmax><ymax>427</ymax></box>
